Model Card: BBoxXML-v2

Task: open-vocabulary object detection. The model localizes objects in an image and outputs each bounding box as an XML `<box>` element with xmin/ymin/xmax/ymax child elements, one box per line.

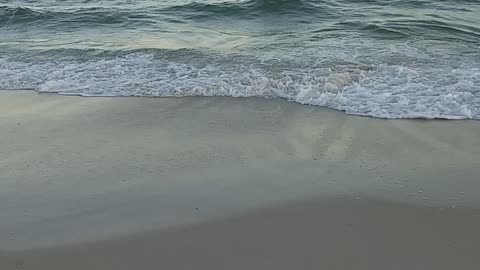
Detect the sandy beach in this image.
<box><xmin>1</xmin><ymin>90</ymin><xmax>480</xmax><ymax>269</ymax></box>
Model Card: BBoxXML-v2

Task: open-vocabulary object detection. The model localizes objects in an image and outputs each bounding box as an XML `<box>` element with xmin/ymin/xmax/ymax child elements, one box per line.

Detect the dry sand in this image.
<box><xmin>1</xmin><ymin>90</ymin><xmax>480</xmax><ymax>269</ymax></box>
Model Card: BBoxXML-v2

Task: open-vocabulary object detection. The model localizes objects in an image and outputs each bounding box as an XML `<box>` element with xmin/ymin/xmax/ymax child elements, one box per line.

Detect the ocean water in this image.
<box><xmin>1</xmin><ymin>0</ymin><xmax>479</xmax><ymax>119</ymax></box>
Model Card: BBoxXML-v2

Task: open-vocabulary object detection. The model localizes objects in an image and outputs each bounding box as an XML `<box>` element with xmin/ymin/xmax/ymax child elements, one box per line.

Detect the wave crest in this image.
<box><xmin>0</xmin><ymin>5</ymin><xmax>140</xmax><ymax>26</ymax></box>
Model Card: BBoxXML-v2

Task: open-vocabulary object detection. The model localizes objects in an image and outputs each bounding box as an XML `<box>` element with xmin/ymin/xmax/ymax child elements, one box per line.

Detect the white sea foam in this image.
<box><xmin>1</xmin><ymin>53</ymin><xmax>479</xmax><ymax>119</ymax></box>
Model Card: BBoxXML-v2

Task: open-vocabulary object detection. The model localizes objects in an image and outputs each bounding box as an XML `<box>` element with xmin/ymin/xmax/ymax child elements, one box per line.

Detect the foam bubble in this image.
<box><xmin>1</xmin><ymin>52</ymin><xmax>479</xmax><ymax>119</ymax></box>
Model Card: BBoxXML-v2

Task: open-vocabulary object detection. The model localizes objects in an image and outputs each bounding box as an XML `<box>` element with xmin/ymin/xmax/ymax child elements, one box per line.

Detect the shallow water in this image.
<box><xmin>1</xmin><ymin>0</ymin><xmax>479</xmax><ymax>119</ymax></box>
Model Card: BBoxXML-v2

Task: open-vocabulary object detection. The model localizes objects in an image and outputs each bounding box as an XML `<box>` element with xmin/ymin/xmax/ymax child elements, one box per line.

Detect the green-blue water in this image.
<box><xmin>1</xmin><ymin>0</ymin><xmax>479</xmax><ymax>118</ymax></box>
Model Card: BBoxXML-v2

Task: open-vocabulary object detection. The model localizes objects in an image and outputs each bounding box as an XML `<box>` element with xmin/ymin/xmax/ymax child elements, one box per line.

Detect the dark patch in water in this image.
<box><xmin>161</xmin><ymin>0</ymin><xmax>323</xmax><ymax>20</ymax></box>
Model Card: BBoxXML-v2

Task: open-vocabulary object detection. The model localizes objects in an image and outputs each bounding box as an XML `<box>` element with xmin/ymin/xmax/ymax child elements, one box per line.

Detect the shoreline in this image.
<box><xmin>3</xmin><ymin>89</ymin><xmax>478</xmax><ymax>120</ymax></box>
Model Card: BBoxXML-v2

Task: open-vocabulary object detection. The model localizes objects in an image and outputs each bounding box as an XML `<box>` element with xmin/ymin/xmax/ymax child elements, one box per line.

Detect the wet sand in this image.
<box><xmin>2</xmin><ymin>197</ymin><xmax>480</xmax><ymax>270</ymax></box>
<box><xmin>1</xmin><ymin>90</ymin><xmax>480</xmax><ymax>269</ymax></box>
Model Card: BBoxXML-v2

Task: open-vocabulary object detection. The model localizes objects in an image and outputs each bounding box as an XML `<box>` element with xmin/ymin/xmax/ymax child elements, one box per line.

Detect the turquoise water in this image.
<box><xmin>1</xmin><ymin>0</ymin><xmax>479</xmax><ymax>118</ymax></box>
